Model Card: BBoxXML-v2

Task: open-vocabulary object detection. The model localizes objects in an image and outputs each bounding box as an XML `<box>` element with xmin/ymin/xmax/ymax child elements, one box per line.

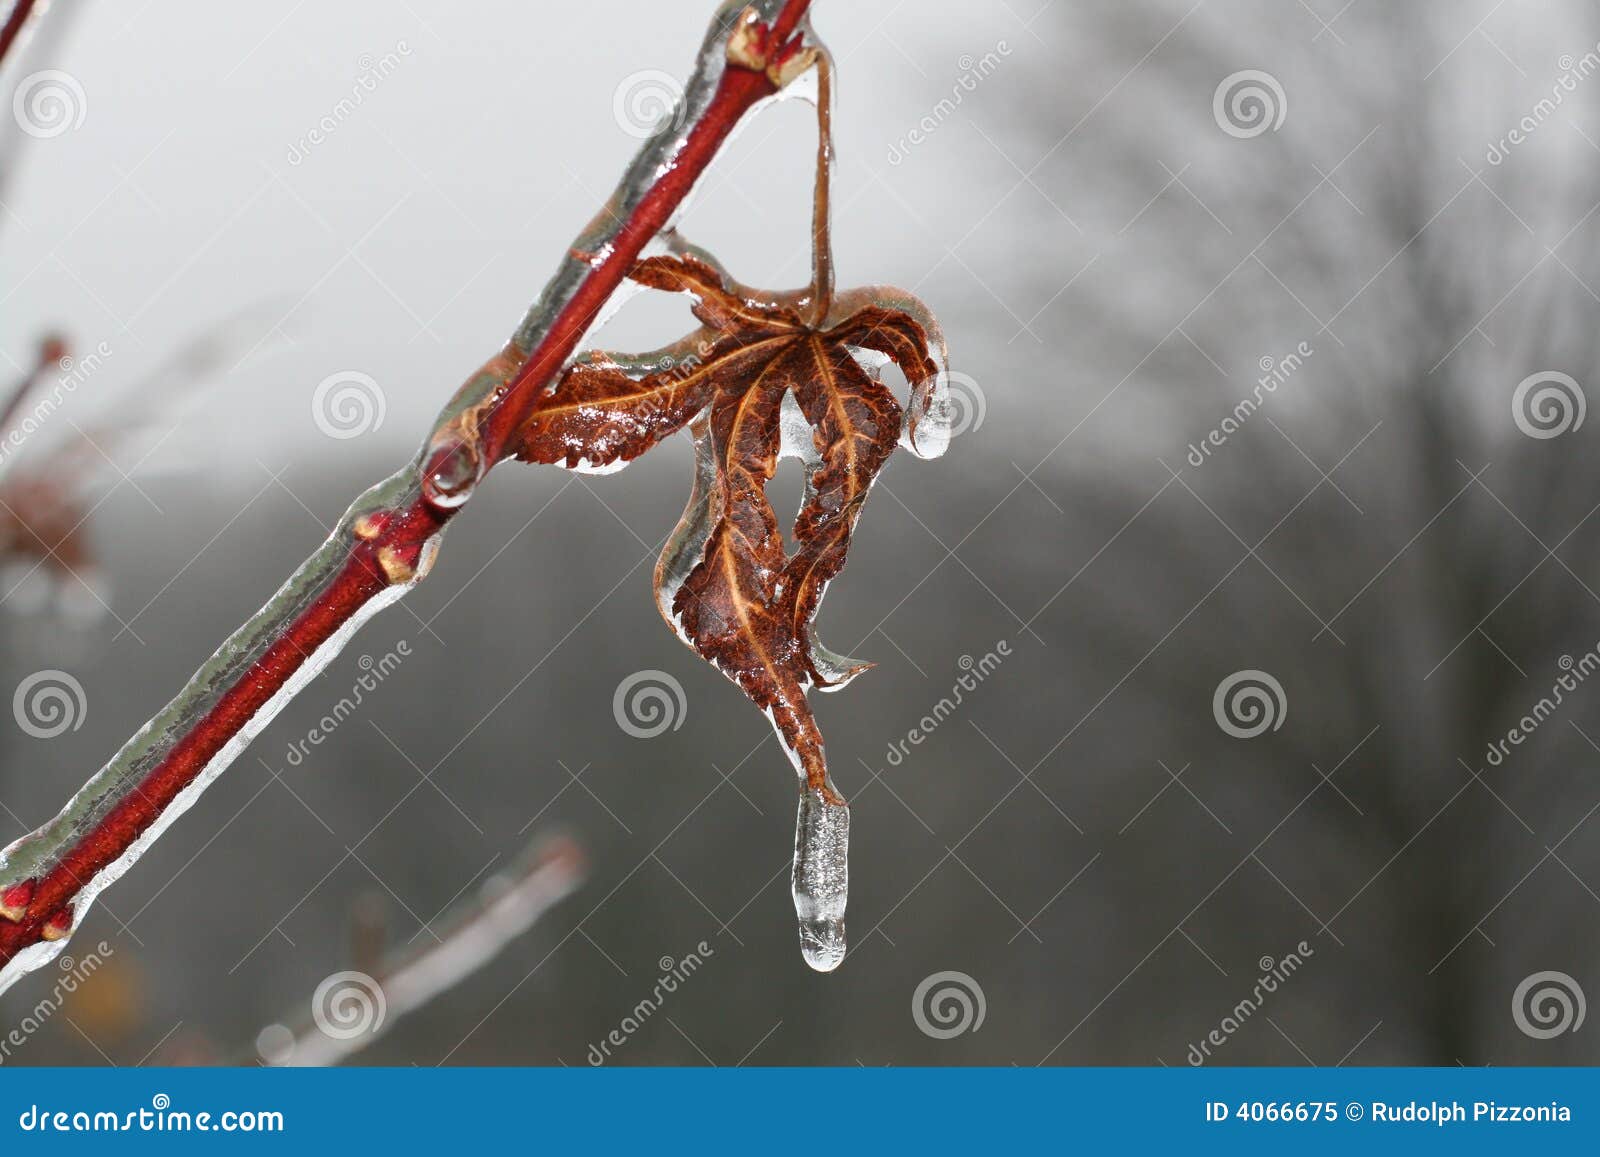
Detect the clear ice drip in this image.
<box><xmin>792</xmin><ymin>785</ymin><xmax>849</xmax><ymax>972</ymax></box>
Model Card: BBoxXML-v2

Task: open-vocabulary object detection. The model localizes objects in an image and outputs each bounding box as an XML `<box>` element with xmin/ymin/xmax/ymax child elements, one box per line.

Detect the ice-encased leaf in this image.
<box><xmin>509</xmin><ymin>249</ymin><xmax>954</xmax><ymax>971</ymax></box>
<box><xmin>826</xmin><ymin>284</ymin><xmax>952</xmax><ymax>459</ymax></box>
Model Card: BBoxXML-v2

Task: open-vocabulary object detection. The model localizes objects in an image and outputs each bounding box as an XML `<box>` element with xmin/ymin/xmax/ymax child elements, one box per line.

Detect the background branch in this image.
<box><xmin>250</xmin><ymin>833</ymin><xmax>585</xmax><ymax>1067</ymax></box>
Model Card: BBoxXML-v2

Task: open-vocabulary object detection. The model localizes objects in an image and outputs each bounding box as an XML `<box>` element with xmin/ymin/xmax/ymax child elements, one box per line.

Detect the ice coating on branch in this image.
<box><xmin>793</xmin><ymin>785</ymin><xmax>848</xmax><ymax>971</ymax></box>
<box><xmin>0</xmin><ymin>468</ymin><xmax>425</xmax><ymax>995</ymax></box>
<box><xmin>775</xmin><ymin>60</ymin><xmax>821</xmax><ymax>108</ymax></box>
<box><xmin>422</xmin><ymin>441</ymin><xmax>481</xmax><ymax>509</ymax></box>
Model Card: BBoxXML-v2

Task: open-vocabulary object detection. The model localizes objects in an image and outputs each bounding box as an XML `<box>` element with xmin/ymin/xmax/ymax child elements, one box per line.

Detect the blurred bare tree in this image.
<box><xmin>994</xmin><ymin>0</ymin><xmax>1600</xmax><ymax>1063</ymax></box>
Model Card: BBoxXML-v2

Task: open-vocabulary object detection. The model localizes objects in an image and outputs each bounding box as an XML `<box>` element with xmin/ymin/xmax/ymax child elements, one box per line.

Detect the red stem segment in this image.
<box><xmin>0</xmin><ymin>0</ymin><xmax>41</xmax><ymax>73</ymax></box>
<box><xmin>0</xmin><ymin>0</ymin><xmax>814</xmax><ymax>977</ymax></box>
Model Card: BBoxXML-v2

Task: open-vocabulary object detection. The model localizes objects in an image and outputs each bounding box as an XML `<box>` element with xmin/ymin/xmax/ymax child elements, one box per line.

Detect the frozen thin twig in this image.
<box><xmin>253</xmin><ymin>834</ymin><xmax>586</xmax><ymax>1067</ymax></box>
<box><xmin>0</xmin><ymin>334</ymin><xmax>65</xmax><ymax>455</ymax></box>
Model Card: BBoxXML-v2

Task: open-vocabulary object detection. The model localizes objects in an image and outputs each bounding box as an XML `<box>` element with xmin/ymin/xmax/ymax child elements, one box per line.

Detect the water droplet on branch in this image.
<box><xmin>422</xmin><ymin>442</ymin><xmax>480</xmax><ymax>510</ymax></box>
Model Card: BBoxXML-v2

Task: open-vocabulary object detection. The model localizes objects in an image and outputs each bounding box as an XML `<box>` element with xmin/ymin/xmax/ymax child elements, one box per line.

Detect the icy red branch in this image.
<box><xmin>0</xmin><ymin>0</ymin><xmax>815</xmax><ymax>989</ymax></box>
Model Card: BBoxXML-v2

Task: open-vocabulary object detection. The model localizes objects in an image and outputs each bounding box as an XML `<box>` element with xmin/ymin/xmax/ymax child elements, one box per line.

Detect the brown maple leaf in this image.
<box><xmin>513</xmin><ymin>251</ymin><xmax>950</xmax><ymax>811</ymax></box>
<box><xmin>507</xmin><ymin>50</ymin><xmax>956</xmax><ymax>972</ymax></box>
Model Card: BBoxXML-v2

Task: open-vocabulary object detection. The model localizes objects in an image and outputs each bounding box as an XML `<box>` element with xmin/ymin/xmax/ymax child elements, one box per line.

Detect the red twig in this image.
<box><xmin>0</xmin><ymin>0</ymin><xmax>815</xmax><ymax>984</ymax></box>
<box><xmin>0</xmin><ymin>0</ymin><xmax>42</xmax><ymax>73</ymax></box>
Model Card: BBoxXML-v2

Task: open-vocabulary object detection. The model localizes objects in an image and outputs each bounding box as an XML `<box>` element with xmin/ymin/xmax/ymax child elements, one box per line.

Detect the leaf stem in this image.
<box><xmin>808</xmin><ymin>49</ymin><xmax>835</xmax><ymax>328</ymax></box>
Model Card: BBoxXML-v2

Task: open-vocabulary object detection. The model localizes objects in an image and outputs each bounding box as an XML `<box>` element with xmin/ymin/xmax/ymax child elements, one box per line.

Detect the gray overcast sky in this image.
<box><xmin>3</xmin><ymin>0</ymin><xmax>1013</xmax><ymax>473</ymax></box>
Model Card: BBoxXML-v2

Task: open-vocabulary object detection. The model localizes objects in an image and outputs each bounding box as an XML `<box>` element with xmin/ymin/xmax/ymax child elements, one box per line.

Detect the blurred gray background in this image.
<box><xmin>3</xmin><ymin>0</ymin><xmax>1600</xmax><ymax>1065</ymax></box>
